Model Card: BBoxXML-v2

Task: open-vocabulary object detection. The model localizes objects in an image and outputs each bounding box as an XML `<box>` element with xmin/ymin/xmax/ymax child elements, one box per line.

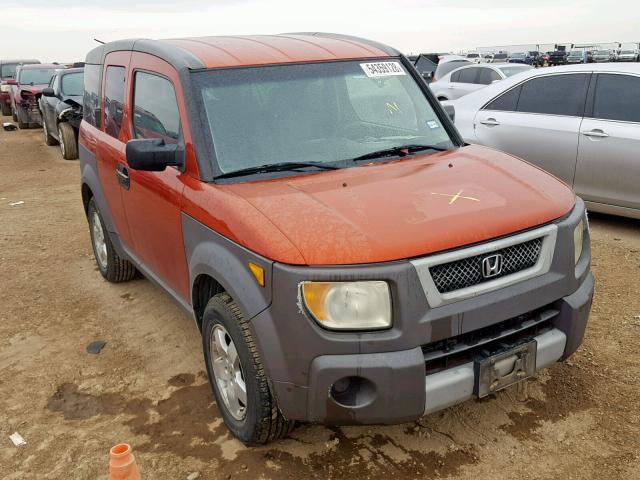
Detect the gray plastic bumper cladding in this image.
<box><xmin>248</xmin><ymin>200</ymin><xmax>593</xmax><ymax>423</ymax></box>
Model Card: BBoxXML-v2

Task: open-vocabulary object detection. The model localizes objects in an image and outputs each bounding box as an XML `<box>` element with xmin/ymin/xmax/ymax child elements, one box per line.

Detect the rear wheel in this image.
<box><xmin>42</xmin><ymin>116</ymin><xmax>58</xmax><ymax>146</ymax></box>
<box><xmin>58</xmin><ymin>122</ymin><xmax>78</xmax><ymax>160</ymax></box>
<box><xmin>203</xmin><ymin>293</ymin><xmax>294</xmax><ymax>445</ymax></box>
<box><xmin>87</xmin><ymin>198</ymin><xmax>137</xmax><ymax>282</ymax></box>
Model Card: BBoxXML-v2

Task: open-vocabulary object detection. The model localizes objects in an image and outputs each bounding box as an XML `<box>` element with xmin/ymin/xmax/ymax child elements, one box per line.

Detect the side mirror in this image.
<box><xmin>126</xmin><ymin>138</ymin><xmax>184</xmax><ymax>172</ymax></box>
<box><xmin>443</xmin><ymin>104</ymin><xmax>455</xmax><ymax>122</ymax></box>
<box><xmin>491</xmin><ymin>79</ymin><xmax>501</xmax><ymax>84</ymax></box>
<box><xmin>42</xmin><ymin>87</ymin><xmax>55</xmax><ymax>97</ymax></box>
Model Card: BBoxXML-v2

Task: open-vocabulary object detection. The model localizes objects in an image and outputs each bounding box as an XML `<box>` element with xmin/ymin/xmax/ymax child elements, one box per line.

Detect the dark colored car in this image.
<box><xmin>0</xmin><ymin>59</ymin><xmax>40</xmax><ymax>116</ymax></box>
<box><xmin>11</xmin><ymin>63</ymin><xmax>60</xmax><ymax>129</ymax></box>
<box><xmin>508</xmin><ymin>52</ymin><xmax>541</xmax><ymax>65</ymax></box>
<box><xmin>548</xmin><ymin>49</ymin><xmax>568</xmax><ymax>66</ymax></box>
<box><xmin>39</xmin><ymin>67</ymin><xmax>84</xmax><ymax>159</ymax></box>
<box><xmin>79</xmin><ymin>33</ymin><xmax>592</xmax><ymax>445</ymax></box>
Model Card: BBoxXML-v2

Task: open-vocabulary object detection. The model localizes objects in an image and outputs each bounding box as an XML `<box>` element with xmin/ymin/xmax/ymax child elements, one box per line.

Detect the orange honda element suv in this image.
<box><xmin>80</xmin><ymin>33</ymin><xmax>594</xmax><ymax>445</ymax></box>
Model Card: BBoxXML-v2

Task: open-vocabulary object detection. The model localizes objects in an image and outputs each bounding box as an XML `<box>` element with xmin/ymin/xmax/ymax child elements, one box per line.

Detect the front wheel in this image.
<box><xmin>202</xmin><ymin>293</ymin><xmax>293</xmax><ymax>445</ymax></box>
<box><xmin>1</xmin><ymin>101</ymin><xmax>10</xmax><ymax>116</ymax></box>
<box><xmin>58</xmin><ymin>122</ymin><xmax>78</xmax><ymax>160</ymax></box>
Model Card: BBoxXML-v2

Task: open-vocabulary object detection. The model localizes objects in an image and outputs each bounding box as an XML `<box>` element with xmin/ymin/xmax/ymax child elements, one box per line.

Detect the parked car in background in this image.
<box><xmin>446</xmin><ymin>63</ymin><xmax>640</xmax><ymax>219</ymax></box>
<box><xmin>10</xmin><ymin>63</ymin><xmax>60</xmax><ymax>129</ymax></box>
<box><xmin>80</xmin><ymin>33</ymin><xmax>592</xmax><ymax>445</ymax></box>
<box><xmin>592</xmin><ymin>49</ymin><xmax>616</xmax><ymax>62</ymax></box>
<box><xmin>567</xmin><ymin>50</ymin><xmax>586</xmax><ymax>64</ymax></box>
<box><xmin>508</xmin><ymin>52</ymin><xmax>543</xmax><ymax>66</ymax></box>
<box><xmin>541</xmin><ymin>52</ymin><xmax>551</xmax><ymax>65</ymax></box>
<box><xmin>488</xmin><ymin>53</ymin><xmax>508</xmax><ymax>63</ymax></box>
<box><xmin>0</xmin><ymin>59</ymin><xmax>39</xmax><ymax>116</ymax></box>
<box><xmin>430</xmin><ymin>63</ymin><xmax>531</xmax><ymax>100</ymax></box>
<box><xmin>548</xmin><ymin>49</ymin><xmax>568</xmax><ymax>65</ymax></box>
<box><xmin>39</xmin><ymin>67</ymin><xmax>84</xmax><ymax>159</ymax></box>
<box><xmin>432</xmin><ymin>55</ymin><xmax>472</xmax><ymax>81</ymax></box>
<box><xmin>465</xmin><ymin>52</ymin><xmax>481</xmax><ymax>64</ymax></box>
<box><xmin>617</xmin><ymin>49</ymin><xmax>640</xmax><ymax>62</ymax></box>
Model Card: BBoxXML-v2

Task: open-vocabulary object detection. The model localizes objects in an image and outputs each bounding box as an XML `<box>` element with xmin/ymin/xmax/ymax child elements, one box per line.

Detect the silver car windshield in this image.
<box><xmin>193</xmin><ymin>60</ymin><xmax>455</xmax><ymax>174</ymax></box>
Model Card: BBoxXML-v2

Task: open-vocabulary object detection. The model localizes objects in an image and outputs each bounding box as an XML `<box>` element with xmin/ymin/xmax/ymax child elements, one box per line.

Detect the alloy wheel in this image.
<box><xmin>91</xmin><ymin>210</ymin><xmax>108</xmax><ymax>270</ymax></box>
<box><xmin>209</xmin><ymin>324</ymin><xmax>247</xmax><ymax>420</ymax></box>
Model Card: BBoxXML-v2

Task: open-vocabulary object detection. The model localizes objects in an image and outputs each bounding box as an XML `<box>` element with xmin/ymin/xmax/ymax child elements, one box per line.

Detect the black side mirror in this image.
<box><xmin>443</xmin><ymin>104</ymin><xmax>455</xmax><ymax>123</ymax></box>
<box><xmin>42</xmin><ymin>87</ymin><xmax>55</xmax><ymax>97</ymax></box>
<box><xmin>126</xmin><ymin>138</ymin><xmax>184</xmax><ymax>172</ymax></box>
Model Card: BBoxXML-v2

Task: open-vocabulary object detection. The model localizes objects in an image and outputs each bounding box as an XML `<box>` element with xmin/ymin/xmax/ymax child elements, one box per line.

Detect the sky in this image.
<box><xmin>3</xmin><ymin>0</ymin><xmax>640</xmax><ymax>62</ymax></box>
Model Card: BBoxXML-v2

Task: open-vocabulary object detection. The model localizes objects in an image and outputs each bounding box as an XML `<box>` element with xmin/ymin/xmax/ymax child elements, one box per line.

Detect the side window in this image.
<box><xmin>458</xmin><ymin>68</ymin><xmax>478</xmax><ymax>84</ymax></box>
<box><xmin>133</xmin><ymin>72</ymin><xmax>181</xmax><ymax>143</ymax></box>
<box><xmin>485</xmin><ymin>85</ymin><xmax>522</xmax><ymax>112</ymax></box>
<box><xmin>517</xmin><ymin>74</ymin><xmax>589</xmax><ymax>117</ymax></box>
<box><xmin>450</xmin><ymin>70</ymin><xmax>461</xmax><ymax>82</ymax></box>
<box><xmin>52</xmin><ymin>74</ymin><xmax>60</xmax><ymax>92</ymax></box>
<box><xmin>477</xmin><ymin>68</ymin><xmax>501</xmax><ymax>85</ymax></box>
<box><xmin>83</xmin><ymin>64</ymin><xmax>102</xmax><ymax>128</ymax></box>
<box><xmin>104</xmin><ymin>66</ymin><xmax>126</xmax><ymax>139</ymax></box>
<box><xmin>591</xmin><ymin>74</ymin><xmax>640</xmax><ymax>123</ymax></box>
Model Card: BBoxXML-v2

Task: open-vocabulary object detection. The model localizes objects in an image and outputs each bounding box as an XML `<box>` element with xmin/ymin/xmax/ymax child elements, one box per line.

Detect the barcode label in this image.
<box><xmin>360</xmin><ymin>61</ymin><xmax>406</xmax><ymax>77</ymax></box>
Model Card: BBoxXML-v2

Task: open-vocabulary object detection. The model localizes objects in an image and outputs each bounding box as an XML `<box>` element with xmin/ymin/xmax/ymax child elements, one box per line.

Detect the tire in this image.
<box><xmin>87</xmin><ymin>198</ymin><xmax>137</xmax><ymax>282</ymax></box>
<box><xmin>1</xmin><ymin>102</ymin><xmax>10</xmax><ymax>116</ymax></box>
<box><xmin>17</xmin><ymin>113</ymin><xmax>28</xmax><ymax>129</ymax></box>
<box><xmin>202</xmin><ymin>293</ymin><xmax>294</xmax><ymax>445</ymax></box>
<box><xmin>42</xmin><ymin>116</ymin><xmax>58</xmax><ymax>146</ymax></box>
<box><xmin>58</xmin><ymin>122</ymin><xmax>78</xmax><ymax>160</ymax></box>
<box><xmin>12</xmin><ymin>108</ymin><xmax>18</xmax><ymax>122</ymax></box>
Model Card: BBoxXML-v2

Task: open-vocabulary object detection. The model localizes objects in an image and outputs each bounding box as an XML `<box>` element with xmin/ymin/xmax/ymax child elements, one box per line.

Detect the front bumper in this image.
<box><xmin>250</xmin><ymin>200</ymin><xmax>593</xmax><ymax>423</ymax></box>
<box><xmin>17</xmin><ymin>99</ymin><xmax>42</xmax><ymax>124</ymax></box>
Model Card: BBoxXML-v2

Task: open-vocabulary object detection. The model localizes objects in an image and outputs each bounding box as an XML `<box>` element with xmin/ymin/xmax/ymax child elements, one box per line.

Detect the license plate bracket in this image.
<box><xmin>474</xmin><ymin>340</ymin><xmax>537</xmax><ymax>398</ymax></box>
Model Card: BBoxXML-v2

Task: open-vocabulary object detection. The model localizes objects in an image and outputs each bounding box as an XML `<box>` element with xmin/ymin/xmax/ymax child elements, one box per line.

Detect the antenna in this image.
<box><xmin>94</xmin><ymin>38</ymin><xmax>106</xmax><ymax>45</ymax></box>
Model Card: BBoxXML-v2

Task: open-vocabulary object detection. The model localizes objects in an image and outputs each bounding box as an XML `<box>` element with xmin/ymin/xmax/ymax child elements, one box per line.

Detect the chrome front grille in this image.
<box><xmin>430</xmin><ymin>238</ymin><xmax>543</xmax><ymax>293</ymax></box>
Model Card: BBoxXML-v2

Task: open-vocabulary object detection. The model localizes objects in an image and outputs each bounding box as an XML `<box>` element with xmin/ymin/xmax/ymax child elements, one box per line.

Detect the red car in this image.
<box><xmin>0</xmin><ymin>59</ymin><xmax>39</xmax><ymax>116</ymax></box>
<box><xmin>79</xmin><ymin>34</ymin><xmax>593</xmax><ymax>445</ymax></box>
<box><xmin>9</xmin><ymin>63</ymin><xmax>60</xmax><ymax>128</ymax></box>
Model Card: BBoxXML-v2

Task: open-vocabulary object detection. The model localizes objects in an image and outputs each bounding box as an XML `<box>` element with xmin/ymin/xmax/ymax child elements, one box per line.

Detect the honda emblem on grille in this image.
<box><xmin>482</xmin><ymin>254</ymin><xmax>503</xmax><ymax>278</ymax></box>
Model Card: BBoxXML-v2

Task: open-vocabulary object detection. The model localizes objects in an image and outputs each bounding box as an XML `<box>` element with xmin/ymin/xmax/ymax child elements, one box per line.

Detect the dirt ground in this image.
<box><xmin>0</xmin><ymin>121</ymin><xmax>638</xmax><ymax>480</ymax></box>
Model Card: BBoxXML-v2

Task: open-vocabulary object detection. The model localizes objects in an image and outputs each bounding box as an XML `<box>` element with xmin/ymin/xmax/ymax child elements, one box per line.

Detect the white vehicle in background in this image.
<box><xmin>431</xmin><ymin>54</ymin><xmax>472</xmax><ymax>82</ymax></box>
<box><xmin>444</xmin><ymin>63</ymin><xmax>640</xmax><ymax>219</ymax></box>
<box><xmin>618</xmin><ymin>49</ymin><xmax>640</xmax><ymax>62</ymax></box>
<box><xmin>429</xmin><ymin>63</ymin><xmax>532</xmax><ymax>101</ymax></box>
<box><xmin>465</xmin><ymin>52</ymin><xmax>482</xmax><ymax>64</ymax></box>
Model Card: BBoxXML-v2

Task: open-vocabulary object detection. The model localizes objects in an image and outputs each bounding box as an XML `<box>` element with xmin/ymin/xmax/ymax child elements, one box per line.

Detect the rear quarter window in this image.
<box><xmin>591</xmin><ymin>74</ymin><xmax>640</xmax><ymax>123</ymax></box>
<box><xmin>517</xmin><ymin>74</ymin><xmax>589</xmax><ymax>116</ymax></box>
<box><xmin>83</xmin><ymin>64</ymin><xmax>102</xmax><ymax>128</ymax></box>
<box><xmin>104</xmin><ymin>66</ymin><xmax>126</xmax><ymax>139</ymax></box>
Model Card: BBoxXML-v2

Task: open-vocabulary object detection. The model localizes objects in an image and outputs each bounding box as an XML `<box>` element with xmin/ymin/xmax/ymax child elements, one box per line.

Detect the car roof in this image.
<box><xmin>85</xmin><ymin>33</ymin><xmax>400</xmax><ymax>71</ymax></box>
<box><xmin>19</xmin><ymin>63</ymin><xmax>60</xmax><ymax>70</ymax></box>
<box><xmin>0</xmin><ymin>59</ymin><xmax>39</xmax><ymax>65</ymax></box>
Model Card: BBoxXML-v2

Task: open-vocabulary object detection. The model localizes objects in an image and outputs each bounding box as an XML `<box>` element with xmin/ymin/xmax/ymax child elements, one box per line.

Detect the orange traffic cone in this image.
<box><xmin>109</xmin><ymin>443</ymin><xmax>141</xmax><ymax>480</ymax></box>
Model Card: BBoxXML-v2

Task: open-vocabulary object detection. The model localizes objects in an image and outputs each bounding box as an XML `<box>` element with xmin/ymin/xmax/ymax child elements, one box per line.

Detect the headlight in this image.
<box><xmin>0</xmin><ymin>84</ymin><xmax>10</xmax><ymax>92</ymax></box>
<box><xmin>574</xmin><ymin>219</ymin><xmax>584</xmax><ymax>264</ymax></box>
<box><xmin>300</xmin><ymin>281</ymin><xmax>392</xmax><ymax>331</ymax></box>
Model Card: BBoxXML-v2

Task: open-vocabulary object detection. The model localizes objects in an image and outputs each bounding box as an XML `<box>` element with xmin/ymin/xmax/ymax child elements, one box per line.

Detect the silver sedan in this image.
<box><xmin>446</xmin><ymin>63</ymin><xmax>640</xmax><ymax>219</ymax></box>
<box><xmin>429</xmin><ymin>63</ymin><xmax>532</xmax><ymax>101</ymax></box>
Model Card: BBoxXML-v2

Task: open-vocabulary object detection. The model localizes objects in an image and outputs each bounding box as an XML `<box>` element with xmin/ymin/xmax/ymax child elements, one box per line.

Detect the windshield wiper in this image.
<box><xmin>214</xmin><ymin>161</ymin><xmax>339</xmax><ymax>180</ymax></box>
<box><xmin>351</xmin><ymin>144</ymin><xmax>450</xmax><ymax>162</ymax></box>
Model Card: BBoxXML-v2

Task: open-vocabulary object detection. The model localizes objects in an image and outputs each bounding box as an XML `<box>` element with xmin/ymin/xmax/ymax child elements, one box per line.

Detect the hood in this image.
<box><xmin>223</xmin><ymin>144</ymin><xmax>575</xmax><ymax>265</ymax></box>
<box><xmin>18</xmin><ymin>84</ymin><xmax>47</xmax><ymax>95</ymax></box>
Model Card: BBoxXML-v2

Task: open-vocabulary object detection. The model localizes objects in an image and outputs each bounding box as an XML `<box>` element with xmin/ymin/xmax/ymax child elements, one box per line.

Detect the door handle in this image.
<box><xmin>480</xmin><ymin>118</ymin><xmax>500</xmax><ymax>126</ymax></box>
<box><xmin>581</xmin><ymin>129</ymin><xmax>609</xmax><ymax>138</ymax></box>
<box><xmin>115</xmin><ymin>164</ymin><xmax>130</xmax><ymax>190</ymax></box>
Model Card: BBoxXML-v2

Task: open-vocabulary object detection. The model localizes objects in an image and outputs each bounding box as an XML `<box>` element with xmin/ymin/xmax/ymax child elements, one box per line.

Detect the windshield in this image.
<box><xmin>621</xmin><ymin>50</ymin><xmax>635</xmax><ymax>54</ymax></box>
<box><xmin>18</xmin><ymin>68</ymin><xmax>57</xmax><ymax>85</ymax></box>
<box><xmin>61</xmin><ymin>72</ymin><xmax>83</xmax><ymax>96</ymax></box>
<box><xmin>466</xmin><ymin>54</ymin><xmax>479</xmax><ymax>58</ymax></box>
<box><xmin>498</xmin><ymin>65</ymin><xmax>532</xmax><ymax>77</ymax></box>
<box><xmin>511</xmin><ymin>53</ymin><xmax>526</xmax><ymax>59</ymax></box>
<box><xmin>193</xmin><ymin>60</ymin><xmax>455</xmax><ymax>175</ymax></box>
<box><xmin>569</xmin><ymin>51</ymin><xmax>582</xmax><ymax>56</ymax></box>
<box><xmin>494</xmin><ymin>54</ymin><xmax>508</xmax><ymax>59</ymax></box>
<box><xmin>1</xmin><ymin>63</ymin><xmax>19</xmax><ymax>79</ymax></box>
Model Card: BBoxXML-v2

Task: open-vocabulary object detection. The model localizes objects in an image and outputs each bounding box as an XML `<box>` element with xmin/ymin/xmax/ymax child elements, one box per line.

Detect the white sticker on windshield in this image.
<box><xmin>427</xmin><ymin>120</ymin><xmax>440</xmax><ymax>129</ymax></box>
<box><xmin>360</xmin><ymin>61</ymin><xmax>406</xmax><ymax>78</ymax></box>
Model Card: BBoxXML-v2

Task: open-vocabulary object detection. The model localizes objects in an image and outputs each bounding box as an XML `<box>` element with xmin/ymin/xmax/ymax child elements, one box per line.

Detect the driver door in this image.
<box><xmin>119</xmin><ymin>52</ymin><xmax>191</xmax><ymax>302</ymax></box>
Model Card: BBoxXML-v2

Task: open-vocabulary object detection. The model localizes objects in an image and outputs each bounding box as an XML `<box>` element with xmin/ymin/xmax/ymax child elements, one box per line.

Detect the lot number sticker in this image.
<box><xmin>360</xmin><ymin>61</ymin><xmax>406</xmax><ymax>77</ymax></box>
